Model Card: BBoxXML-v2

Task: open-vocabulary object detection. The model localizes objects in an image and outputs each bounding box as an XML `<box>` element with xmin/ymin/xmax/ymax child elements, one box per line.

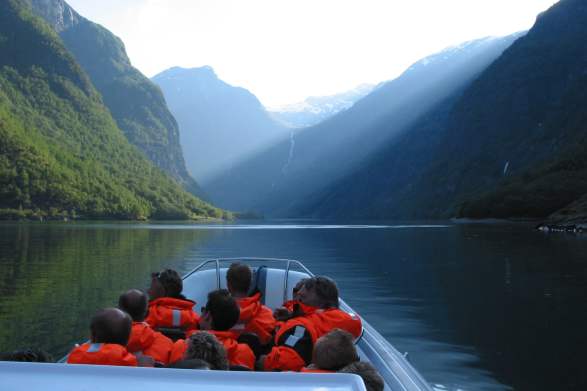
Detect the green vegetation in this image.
<box><xmin>0</xmin><ymin>0</ymin><xmax>227</xmax><ymax>220</ymax></box>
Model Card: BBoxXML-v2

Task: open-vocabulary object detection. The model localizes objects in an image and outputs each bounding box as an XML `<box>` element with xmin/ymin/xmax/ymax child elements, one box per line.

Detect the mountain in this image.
<box><xmin>305</xmin><ymin>0</ymin><xmax>587</xmax><ymax>222</ymax></box>
<box><xmin>206</xmin><ymin>33</ymin><xmax>522</xmax><ymax>213</ymax></box>
<box><xmin>152</xmin><ymin>66</ymin><xmax>288</xmax><ymax>185</ymax></box>
<box><xmin>0</xmin><ymin>0</ymin><xmax>224</xmax><ymax>220</ymax></box>
<box><xmin>269</xmin><ymin>84</ymin><xmax>375</xmax><ymax>128</ymax></box>
<box><xmin>26</xmin><ymin>0</ymin><xmax>202</xmax><ymax>196</ymax></box>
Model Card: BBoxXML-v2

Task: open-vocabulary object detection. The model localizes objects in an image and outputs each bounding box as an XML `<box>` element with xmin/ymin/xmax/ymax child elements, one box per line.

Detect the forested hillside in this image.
<box><xmin>0</xmin><ymin>0</ymin><xmax>225</xmax><ymax>220</ymax></box>
<box><xmin>26</xmin><ymin>0</ymin><xmax>203</xmax><ymax>196</ymax></box>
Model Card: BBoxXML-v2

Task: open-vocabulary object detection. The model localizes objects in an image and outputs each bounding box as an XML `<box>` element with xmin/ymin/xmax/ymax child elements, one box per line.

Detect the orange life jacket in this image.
<box><xmin>67</xmin><ymin>343</ymin><xmax>137</xmax><ymax>366</ymax></box>
<box><xmin>263</xmin><ymin>306</ymin><xmax>362</xmax><ymax>372</ymax></box>
<box><xmin>168</xmin><ymin>331</ymin><xmax>255</xmax><ymax>370</ymax></box>
<box><xmin>145</xmin><ymin>297</ymin><xmax>200</xmax><ymax>333</ymax></box>
<box><xmin>232</xmin><ymin>293</ymin><xmax>276</xmax><ymax>345</ymax></box>
<box><xmin>168</xmin><ymin>339</ymin><xmax>189</xmax><ymax>364</ymax></box>
<box><xmin>209</xmin><ymin>330</ymin><xmax>256</xmax><ymax>370</ymax></box>
<box><xmin>127</xmin><ymin>322</ymin><xmax>174</xmax><ymax>365</ymax></box>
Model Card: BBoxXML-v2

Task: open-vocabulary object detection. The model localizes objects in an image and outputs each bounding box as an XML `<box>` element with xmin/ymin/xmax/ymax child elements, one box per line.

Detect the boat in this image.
<box><xmin>0</xmin><ymin>258</ymin><xmax>433</xmax><ymax>391</ymax></box>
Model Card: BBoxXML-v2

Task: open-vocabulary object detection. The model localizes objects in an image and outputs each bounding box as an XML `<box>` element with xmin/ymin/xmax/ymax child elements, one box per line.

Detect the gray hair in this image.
<box><xmin>185</xmin><ymin>331</ymin><xmax>229</xmax><ymax>370</ymax></box>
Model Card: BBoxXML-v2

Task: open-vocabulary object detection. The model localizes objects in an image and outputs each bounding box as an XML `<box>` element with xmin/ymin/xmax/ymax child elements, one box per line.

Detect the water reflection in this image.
<box><xmin>0</xmin><ymin>222</ymin><xmax>586</xmax><ymax>391</ymax></box>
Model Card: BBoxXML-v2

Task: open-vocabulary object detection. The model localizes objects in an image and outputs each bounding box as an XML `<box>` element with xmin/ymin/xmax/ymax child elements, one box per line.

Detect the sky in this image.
<box><xmin>66</xmin><ymin>0</ymin><xmax>557</xmax><ymax>108</ymax></box>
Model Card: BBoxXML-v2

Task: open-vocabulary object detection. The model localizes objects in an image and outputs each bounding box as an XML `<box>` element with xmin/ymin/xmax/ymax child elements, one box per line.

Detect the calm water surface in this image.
<box><xmin>1</xmin><ymin>221</ymin><xmax>586</xmax><ymax>390</ymax></box>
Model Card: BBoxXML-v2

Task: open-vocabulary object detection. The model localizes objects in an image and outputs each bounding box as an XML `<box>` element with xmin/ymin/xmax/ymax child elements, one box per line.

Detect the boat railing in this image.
<box><xmin>184</xmin><ymin>257</ymin><xmax>315</xmax><ymax>305</ymax></box>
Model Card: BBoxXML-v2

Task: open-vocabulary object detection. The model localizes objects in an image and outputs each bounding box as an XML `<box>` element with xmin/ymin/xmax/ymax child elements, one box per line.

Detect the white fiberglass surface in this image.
<box><xmin>0</xmin><ymin>362</ymin><xmax>367</xmax><ymax>391</ymax></box>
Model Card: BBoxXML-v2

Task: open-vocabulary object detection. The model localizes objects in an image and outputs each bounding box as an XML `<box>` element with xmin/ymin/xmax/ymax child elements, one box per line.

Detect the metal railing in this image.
<box><xmin>183</xmin><ymin>257</ymin><xmax>314</xmax><ymax>304</ymax></box>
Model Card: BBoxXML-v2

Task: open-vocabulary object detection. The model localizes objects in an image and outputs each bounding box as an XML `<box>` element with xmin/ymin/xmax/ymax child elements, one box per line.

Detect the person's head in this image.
<box><xmin>199</xmin><ymin>289</ymin><xmax>240</xmax><ymax>331</ymax></box>
<box><xmin>297</xmin><ymin>276</ymin><xmax>339</xmax><ymax>309</ymax></box>
<box><xmin>167</xmin><ymin>358</ymin><xmax>211</xmax><ymax>370</ymax></box>
<box><xmin>313</xmin><ymin>329</ymin><xmax>359</xmax><ymax>370</ymax></box>
<box><xmin>226</xmin><ymin>263</ymin><xmax>252</xmax><ymax>297</ymax></box>
<box><xmin>118</xmin><ymin>289</ymin><xmax>148</xmax><ymax>322</ymax></box>
<box><xmin>339</xmin><ymin>361</ymin><xmax>384</xmax><ymax>391</ymax></box>
<box><xmin>149</xmin><ymin>269</ymin><xmax>183</xmax><ymax>300</ymax></box>
<box><xmin>90</xmin><ymin>308</ymin><xmax>132</xmax><ymax>346</ymax></box>
<box><xmin>0</xmin><ymin>348</ymin><xmax>54</xmax><ymax>363</ymax></box>
<box><xmin>184</xmin><ymin>331</ymin><xmax>229</xmax><ymax>370</ymax></box>
<box><xmin>292</xmin><ymin>278</ymin><xmax>308</xmax><ymax>300</ymax></box>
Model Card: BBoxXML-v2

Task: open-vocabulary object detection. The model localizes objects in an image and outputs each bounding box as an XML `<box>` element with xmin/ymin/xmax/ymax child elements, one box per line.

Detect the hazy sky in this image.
<box><xmin>66</xmin><ymin>0</ymin><xmax>557</xmax><ymax>107</ymax></box>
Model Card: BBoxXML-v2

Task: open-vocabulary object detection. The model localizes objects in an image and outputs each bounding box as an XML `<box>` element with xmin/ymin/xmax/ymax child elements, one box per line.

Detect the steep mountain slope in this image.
<box><xmin>152</xmin><ymin>66</ymin><xmax>288</xmax><ymax>185</ymax></box>
<box><xmin>207</xmin><ymin>34</ymin><xmax>521</xmax><ymax>213</ymax></box>
<box><xmin>309</xmin><ymin>0</ymin><xmax>587</xmax><ymax>221</ymax></box>
<box><xmin>0</xmin><ymin>0</ymin><xmax>224</xmax><ymax>220</ymax></box>
<box><xmin>26</xmin><ymin>0</ymin><xmax>202</xmax><ymax>195</ymax></box>
<box><xmin>269</xmin><ymin>84</ymin><xmax>375</xmax><ymax>128</ymax></box>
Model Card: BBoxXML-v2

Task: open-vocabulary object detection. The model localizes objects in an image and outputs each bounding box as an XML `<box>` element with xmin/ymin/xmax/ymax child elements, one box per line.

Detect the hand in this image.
<box><xmin>273</xmin><ymin>307</ymin><xmax>292</xmax><ymax>321</ymax></box>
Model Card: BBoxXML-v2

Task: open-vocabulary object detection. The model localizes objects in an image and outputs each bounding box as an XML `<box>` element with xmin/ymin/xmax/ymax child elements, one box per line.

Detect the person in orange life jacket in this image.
<box><xmin>198</xmin><ymin>289</ymin><xmax>255</xmax><ymax>369</ymax></box>
<box><xmin>258</xmin><ymin>276</ymin><xmax>362</xmax><ymax>372</ymax></box>
<box><xmin>146</xmin><ymin>269</ymin><xmax>200</xmax><ymax>333</ymax></box>
<box><xmin>274</xmin><ymin>278</ymin><xmax>309</xmax><ymax>322</ymax></box>
<box><xmin>119</xmin><ymin>289</ymin><xmax>174</xmax><ymax>365</ymax></box>
<box><xmin>168</xmin><ymin>331</ymin><xmax>229</xmax><ymax>370</ymax></box>
<box><xmin>67</xmin><ymin>308</ymin><xmax>153</xmax><ymax>367</ymax></box>
<box><xmin>301</xmin><ymin>329</ymin><xmax>359</xmax><ymax>373</ymax></box>
<box><xmin>226</xmin><ymin>262</ymin><xmax>276</xmax><ymax>345</ymax></box>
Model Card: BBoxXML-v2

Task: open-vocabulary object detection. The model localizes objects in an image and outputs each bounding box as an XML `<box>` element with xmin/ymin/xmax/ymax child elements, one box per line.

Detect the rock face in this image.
<box><xmin>153</xmin><ymin>66</ymin><xmax>287</xmax><ymax>186</ymax></box>
<box><xmin>27</xmin><ymin>0</ymin><xmax>203</xmax><ymax>196</ymax></box>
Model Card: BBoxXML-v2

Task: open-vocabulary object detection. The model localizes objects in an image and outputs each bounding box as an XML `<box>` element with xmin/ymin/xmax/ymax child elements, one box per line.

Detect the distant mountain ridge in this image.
<box><xmin>206</xmin><ymin>33</ymin><xmax>522</xmax><ymax>213</ymax></box>
<box><xmin>269</xmin><ymin>84</ymin><xmax>375</xmax><ymax>128</ymax></box>
<box><xmin>26</xmin><ymin>0</ymin><xmax>203</xmax><ymax>196</ymax></box>
<box><xmin>153</xmin><ymin>66</ymin><xmax>288</xmax><ymax>185</ymax></box>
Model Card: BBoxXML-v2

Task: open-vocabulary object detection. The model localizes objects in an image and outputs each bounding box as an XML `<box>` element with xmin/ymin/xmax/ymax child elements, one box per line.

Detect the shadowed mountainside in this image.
<box><xmin>152</xmin><ymin>66</ymin><xmax>288</xmax><ymax>185</ymax></box>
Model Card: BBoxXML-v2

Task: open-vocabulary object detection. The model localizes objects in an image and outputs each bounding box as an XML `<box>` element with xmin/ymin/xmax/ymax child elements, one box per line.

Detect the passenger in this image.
<box><xmin>145</xmin><ymin>269</ymin><xmax>200</xmax><ymax>335</ymax></box>
<box><xmin>197</xmin><ymin>289</ymin><xmax>255</xmax><ymax>369</ymax></box>
<box><xmin>119</xmin><ymin>289</ymin><xmax>174</xmax><ymax>365</ymax></box>
<box><xmin>184</xmin><ymin>331</ymin><xmax>229</xmax><ymax>370</ymax></box>
<box><xmin>301</xmin><ymin>329</ymin><xmax>359</xmax><ymax>373</ymax></box>
<box><xmin>226</xmin><ymin>262</ymin><xmax>276</xmax><ymax>345</ymax></box>
<box><xmin>67</xmin><ymin>308</ymin><xmax>149</xmax><ymax>366</ymax></box>
<box><xmin>274</xmin><ymin>278</ymin><xmax>308</xmax><ymax>321</ymax></box>
<box><xmin>258</xmin><ymin>276</ymin><xmax>362</xmax><ymax>372</ymax></box>
<box><xmin>0</xmin><ymin>348</ymin><xmax>54</xmax><ymax>362</ymax></box>
<box><xmin>339</xmin><ymin>361</ymin><xmax>385</xmax><ymax>391</ymax></box>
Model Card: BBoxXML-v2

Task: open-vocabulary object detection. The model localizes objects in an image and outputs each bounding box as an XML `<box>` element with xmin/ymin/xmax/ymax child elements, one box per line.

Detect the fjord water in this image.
<box><xmin>1</xmin><ymin>222</ymin><xmax>586</xmax><ymax>390</ymax></box>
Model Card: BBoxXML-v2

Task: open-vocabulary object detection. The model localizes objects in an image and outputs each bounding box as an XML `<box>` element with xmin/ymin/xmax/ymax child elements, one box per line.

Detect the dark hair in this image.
<box><xmin>226</xmin><ymin>263</ymin><xmax>252</xmax><ymax>294</ymax></box>
<box><xmin>339</xmin><ymin>361</ymin><xmax>384</xmax><ymax>391</ymax></box>
<box><xmin>118</xmin><ymin>289</ymin><xmax>148</xmax><ymax>321</ymax></box>
<box><xmin>167</xmin><ymin>358</ymin><xmax>211</xmax><ymax>370</ymax></box>
<box><xmin>90</xmin><ymin>308</ymin><xmax>132</xmax><ymax>346</ymax></box>
<box><xmin>205</xmin><ymin>289</ymin><xmax>240</xmax><ymax>331</ymax></box>
<box><xmin>153</xmin><ymin>269</ymin><xmax>183</xmax><ymax>298</ymax></box>
<box><xmin>0</xmin><ymin>348</ymin><xmax>54</xmax><ymax>363</ymax></box>
<box><xmin>185</xmin><ymin>331</ymin><xmax>229</xmax><ymax>370</ymax></box>
<box><xmin>305</xmin><ymin>276</ymin><xmax>339</xmax><ymax>308</ymax></box>
<box><xmin>314</xmin><ymin>329</ymin><xmax>359</xmax><ymax>370</ymax></box>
